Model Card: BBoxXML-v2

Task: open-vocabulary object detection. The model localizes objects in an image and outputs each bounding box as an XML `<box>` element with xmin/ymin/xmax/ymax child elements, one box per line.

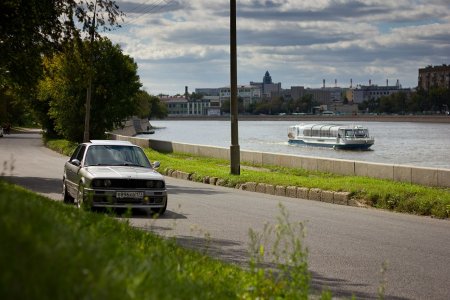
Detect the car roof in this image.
<box><xmin>89</xmin><ymin>140</ymin><xmax>134</xmax><ymax>146</ymax></box>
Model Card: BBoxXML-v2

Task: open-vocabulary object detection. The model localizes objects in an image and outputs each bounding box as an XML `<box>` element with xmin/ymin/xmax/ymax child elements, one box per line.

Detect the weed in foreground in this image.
<box><xmin>244</xmin><ymin>203</ymin><xmax>311</xmax><ymax>299</ymax></box>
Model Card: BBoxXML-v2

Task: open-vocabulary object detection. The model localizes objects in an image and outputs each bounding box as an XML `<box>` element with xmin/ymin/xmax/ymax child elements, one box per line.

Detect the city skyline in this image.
<box><xmin>108</xmin><ymin>0</ymin><xmax>450</xmax><ymax>95</ymax></box>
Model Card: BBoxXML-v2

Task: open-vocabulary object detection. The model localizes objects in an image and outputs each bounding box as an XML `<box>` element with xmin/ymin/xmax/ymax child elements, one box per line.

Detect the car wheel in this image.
<box><xmin>76</xmin><ymin>183</ymin><xmax>91</xmax><ymax>210</ymax></box>
<box><xmin>151</xmin><ymin>199</ymin><xmax>167</xmax><ymax>216</ymax></box>
<box><xmin>63</xmin><ymin>180</ymin><xmax>74</xmax><ymax>204</ymax></box>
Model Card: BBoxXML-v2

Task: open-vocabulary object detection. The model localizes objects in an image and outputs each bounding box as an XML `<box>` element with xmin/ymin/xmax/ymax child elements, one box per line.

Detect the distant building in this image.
<box><xmin>271</xmin><ymin>86</ymin><xmax>306</xmax><ymax>101</ymax></box>
<box><xmin>418</xmin><ymin>64</ymin><xmax>450</xmax><ymax>91</ymax></box>
<box><xmin>159</xmin><ymin>95</ymin><xmax>212</xmax><ymax>116</ymax></box>
<box><xmin>250</xmin><ymin>71</ymin><xmax>281</xmax><ymax>98</ymax></box>
<box><xmin>348</xmin><ymin>80</ymin><xmax>410</xmax><ymax>103</ymax></box>
<box><xmin>305</xmin><ymin>87</ymin><xmax>344</xmax><ymax>104</ymax></box>
<box><xmin>219</xmin><ymin>85</ymin><xmax>261</xmax><ymax>109</ymax></box>
<box><xmin>194</xmin><ymin>88</ymin><xmax>220</xmax><ymax>96</ymax></box>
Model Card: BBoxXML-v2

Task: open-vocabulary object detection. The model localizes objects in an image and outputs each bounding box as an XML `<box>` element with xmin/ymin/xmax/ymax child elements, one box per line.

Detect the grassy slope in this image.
<box><xmin>0</xmin><ymin>181</ymin><xmax>259</xmax><ymax>299</ymax></box>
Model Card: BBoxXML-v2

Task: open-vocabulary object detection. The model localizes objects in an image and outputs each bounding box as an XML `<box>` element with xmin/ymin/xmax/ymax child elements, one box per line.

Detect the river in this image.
<box><xmin>138</xmin><ymin>120</ymin><xmax>450</xmax><ymax>169</ymax></box>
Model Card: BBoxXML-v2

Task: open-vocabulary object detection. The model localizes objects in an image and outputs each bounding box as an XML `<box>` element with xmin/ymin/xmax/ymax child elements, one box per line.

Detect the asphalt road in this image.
<box><xmin>1</xmin><ymin>131</ymin><xmax>449</xmax><ymax>299</ymax></box>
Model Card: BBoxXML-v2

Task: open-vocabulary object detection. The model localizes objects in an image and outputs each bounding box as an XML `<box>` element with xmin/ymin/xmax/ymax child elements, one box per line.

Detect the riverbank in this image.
<box><xmin>162</xmin><ymin>114</ymin><xmax>450</xmax><ymax>123</ymax></box>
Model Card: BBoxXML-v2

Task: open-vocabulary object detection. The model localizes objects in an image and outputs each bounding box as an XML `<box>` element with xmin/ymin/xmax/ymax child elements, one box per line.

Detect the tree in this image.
<box><xmin>0</xmin><ymin>0</ymin><xmax>122</xmax><ymax>92</ymax></box>
<box><xmin>38</xmin><ymin>38</ymin><xmax>141</xmax><ymax>142</ymax></box>
<box><xmin>189</xmin><ymin>92</ymin><xmax>204</xmax><ymax>100</ymax></box>
<box><xmin>1</xmin><ymin>0</ymin><xmax>123</xmax><ymax>132</ymax></box>
<box><xmin>148</xmin><ymin>94</ymin><xmax>168</xmax><ymax>119</ymax></box>
<box><xmin>134</xmin><ymin>90</ymin><xmax>168</xmax><ymax>119</ymax></box>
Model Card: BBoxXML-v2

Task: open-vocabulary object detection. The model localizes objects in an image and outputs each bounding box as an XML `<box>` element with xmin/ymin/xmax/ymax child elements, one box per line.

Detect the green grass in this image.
<box><xmin>143</xmin><ymin>149</ymin><xmax>450</xmax><ymax>219</ymax></box>
<box><xmin>1</xmin><ymin>180</ymin><xmax>325</xmax><ymax>299</ymax></box>
<box><xmin>45</xmin><ymin>138</ymin><xmax>78</xmax><ymax>156</ymax></box>
<box><xmin>44</xmin><ymin>138</ymin><xmax>450</xmax><ymax>218</ymax></box>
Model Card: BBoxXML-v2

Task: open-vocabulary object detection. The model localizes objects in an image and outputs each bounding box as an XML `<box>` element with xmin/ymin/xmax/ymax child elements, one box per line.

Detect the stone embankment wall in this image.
<box><xmin>106</xmin><ymin>133</ymin><xmax>450</xmax><ymax>188</ymax></box>
<box><xmin>165</xmin><ymin>169</ymin><xmax>354</xmax><ymax>206</ymax></box>
<box><xmin>110</xmin><ymin>117</ymin><xmax>152</xmax><ymax>136</ymax></box>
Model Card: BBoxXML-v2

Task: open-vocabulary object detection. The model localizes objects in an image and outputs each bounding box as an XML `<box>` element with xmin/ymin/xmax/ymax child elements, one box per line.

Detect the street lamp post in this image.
<box><xmin>83</xmin><ymin>0</ymin><xmax>98</xmax><ymax>143</ymax></box>
<box><xmin>230</xmin><ymin>0</ymin><xmax>240</xmax><ymax>175</ymax></box>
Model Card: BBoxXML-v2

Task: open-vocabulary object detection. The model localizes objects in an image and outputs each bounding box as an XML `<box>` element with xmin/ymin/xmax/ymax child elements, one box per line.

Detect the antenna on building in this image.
<box><xmin>386</xmin><ymin>79</ymin><xmax>388</xmax><ymax>86</ymax></box>
<box><xmin>185</xmin><ymin>86</ymin><xmax>189</xmax><ymax>98</ymax></box>
<box><xmin>396</xmin><ymin>79</ymin><xmax>400</xmax><ymax>87</ymax></box>
<box><xmin>350</xmin><ymin>78</ymin><xmax>353</xmax><ymax>88</ymax></box>
<box><xmin>335</xmin><ymin>79</ymin><xmax>337</xmax><ymax>87</ymax></box>
<box><xmin>323</xmin><ymin>79</ymin><xmax>325</xmax><ymax>88</ymax></box>
<box><xmin>369</xmin><ymin>79</ymin><xmax>372</xmax><ymax>86</ymax></box>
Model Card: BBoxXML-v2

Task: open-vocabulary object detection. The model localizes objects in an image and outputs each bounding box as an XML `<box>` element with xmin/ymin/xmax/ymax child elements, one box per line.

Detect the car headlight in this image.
<box><xmin>145</xmin><ymin>180</ymin><xmax>164</xmax><ymax>188</ymax></box>
<box><xmin>92</xmin><ymin>179</ymin><xmax>102</xmax><ymax>188</ymax></box>
<box><xmin>92</xmin><ymin>179</ymin><xmax>112</xmax><ymax>188</ymax></box>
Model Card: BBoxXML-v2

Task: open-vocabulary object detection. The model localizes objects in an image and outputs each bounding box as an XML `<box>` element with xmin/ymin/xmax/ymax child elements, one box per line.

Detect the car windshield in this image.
<box><xmin>84</xmin><ymin>145</ymin><xmax>152</xmax><ymax>168</ymax></box>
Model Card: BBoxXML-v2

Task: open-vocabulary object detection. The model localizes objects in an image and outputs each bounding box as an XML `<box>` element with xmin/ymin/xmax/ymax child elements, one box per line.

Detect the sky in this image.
<box><xmin>107</xmin><ymin>0</ymin><xmax>450</xmax><ymax>95</ymax></box>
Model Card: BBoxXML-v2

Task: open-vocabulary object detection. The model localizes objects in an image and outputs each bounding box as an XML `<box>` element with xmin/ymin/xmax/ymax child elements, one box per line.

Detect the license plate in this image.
<box><xmin>116</xmin><ymin>191</ymin><xmax>144</xmax><ymax>199</ymax></box>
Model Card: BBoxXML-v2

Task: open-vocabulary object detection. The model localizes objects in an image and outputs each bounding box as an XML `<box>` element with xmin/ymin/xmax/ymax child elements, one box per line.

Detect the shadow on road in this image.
<box><xmin>2</xmin><ymin>176</ymin><xmax>61</xmax><ymax>195</ymax></box>
<box><xmin>137</xmin><ymin>230</ymin><xmax>407</xmax><ymax>300</ymax></box>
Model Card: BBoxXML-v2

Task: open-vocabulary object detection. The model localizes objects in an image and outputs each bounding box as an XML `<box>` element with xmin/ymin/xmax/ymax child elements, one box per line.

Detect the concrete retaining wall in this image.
<box><xmin>106</xmin><ymin>133</ymin><xmax>450</xmax><ymax>188</ymax></box>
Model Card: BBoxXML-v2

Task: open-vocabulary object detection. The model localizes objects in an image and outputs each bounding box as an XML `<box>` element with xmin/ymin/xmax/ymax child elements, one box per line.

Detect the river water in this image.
<box><xmin>139</xmin><ymin>120</ymin><xmax>450</xmax><ymax>169</ymax></box>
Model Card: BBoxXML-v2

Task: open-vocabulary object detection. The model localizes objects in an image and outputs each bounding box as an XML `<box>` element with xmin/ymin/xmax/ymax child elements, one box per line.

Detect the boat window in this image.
<box><xmin>354</xmin><ymin>129</ymin><xmax>368</xmax><ymax>137</ymax></box>
<box><xmin>345</xmin><ymin>130</ymin><xmax>354</xmax><ymax>138</ymax></box>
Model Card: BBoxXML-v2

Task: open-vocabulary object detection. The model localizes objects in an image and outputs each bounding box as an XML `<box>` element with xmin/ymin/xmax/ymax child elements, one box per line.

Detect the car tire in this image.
<box><xmin>76</xmin><ymin>183</ymin><xmax>91</xmax><ymax>210</ymax></box>
<box><xmin>151</xmin><ymin>199</ymin><xmax>167</xmax><ymax>216</ymax></box>
<box><xmin>63</xmin><ymin>180</ymin><xmax>74</xmax><ymax>204</ymax></box>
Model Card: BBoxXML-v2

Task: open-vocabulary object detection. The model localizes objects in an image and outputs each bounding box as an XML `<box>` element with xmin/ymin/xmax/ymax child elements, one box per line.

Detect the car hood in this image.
<box><xmin>85</xmin><ymin>166</ymin><xmax>164</xmax><ymax>180</ymax></box>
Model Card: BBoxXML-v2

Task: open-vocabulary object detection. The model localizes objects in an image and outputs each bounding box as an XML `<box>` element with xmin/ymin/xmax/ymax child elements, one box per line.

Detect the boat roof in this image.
<box><xmin>290</xmin><ymin>123</ymin><xmax>368</xmax><ymax>130</ymax></box>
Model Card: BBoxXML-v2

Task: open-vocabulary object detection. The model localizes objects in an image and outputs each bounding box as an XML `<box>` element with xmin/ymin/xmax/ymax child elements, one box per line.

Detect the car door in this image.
<box><xmin>65</xmin><ymin>145</ymin><xmax>86</xmax><ymax>196</ymax></box>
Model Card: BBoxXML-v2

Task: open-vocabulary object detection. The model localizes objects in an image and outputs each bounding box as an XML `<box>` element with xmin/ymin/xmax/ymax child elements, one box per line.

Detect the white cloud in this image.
<box><xmin>110</xmin><ymin>0</ymin><xmax>450</xmax><ymax>94</ymax></box>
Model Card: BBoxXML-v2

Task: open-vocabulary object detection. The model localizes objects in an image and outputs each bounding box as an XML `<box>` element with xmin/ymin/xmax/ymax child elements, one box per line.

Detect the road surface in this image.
<box><xmin>1</xmin><ymin>131</ymin><xmax>449</xmax><ymax>299</ymax></box>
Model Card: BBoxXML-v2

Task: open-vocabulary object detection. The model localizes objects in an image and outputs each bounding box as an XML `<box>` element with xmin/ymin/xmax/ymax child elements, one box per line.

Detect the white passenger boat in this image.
<box><xmin>288</xmin><ymin>123</ymin><xmax>374</xmax><ymax>150</ymax></box>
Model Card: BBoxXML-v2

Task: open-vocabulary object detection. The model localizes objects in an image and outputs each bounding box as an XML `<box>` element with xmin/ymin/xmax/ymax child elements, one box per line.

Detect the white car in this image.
<box><xmin>63</xmin><ymin>140</ymin><xmax>167</xmax><ymax>214</ymax></box>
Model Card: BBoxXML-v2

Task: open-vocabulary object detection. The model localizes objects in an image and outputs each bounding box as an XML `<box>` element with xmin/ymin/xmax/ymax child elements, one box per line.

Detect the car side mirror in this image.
<box><xmin>152</xmin><ymin>161</ymin><xmax>160</xmax><ymax>169</ymax></box>
<box><xmin>71</xmin><ymin>159</ymin><xmax>81</xmax><ymax>167</ymax></box>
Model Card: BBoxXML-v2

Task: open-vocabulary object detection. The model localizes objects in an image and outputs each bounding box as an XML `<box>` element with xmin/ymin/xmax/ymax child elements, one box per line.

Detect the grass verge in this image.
<box><xmin>143</xmin><ymin>150</ymin><xmax>450</xmax><ymax>219</ymax></box>
<box><xmin>1</xmin><ymin>180</ymin><xmax>330</xmax><ymax>299</ymax></box>
<box><xmin>45</xmin><ymin>139</ymin><xmax>450</xmax><ymax>218</ymax></box>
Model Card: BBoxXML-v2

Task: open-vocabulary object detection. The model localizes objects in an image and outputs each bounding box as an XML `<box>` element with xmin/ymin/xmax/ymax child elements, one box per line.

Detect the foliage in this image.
<box><xmin>246</xmin><ymin>204</ymin><xmax>310</xmax><ymax>299</ymax></box>
<box><xmin>249</xmin><ymin>94</ymin><xmax>318</xmax><ymax>115</ymax></box>
<box><xmin>37</xmin><ymin>38</ymin><xmax>141</xmax><ymax>142</ymax></box>
<box><xmin>0</xmin><ymin>181</ymin><xmax>334</xmax><ymax>299</ymax></box>
<box><xmin>0</xmin><ymin>181</ymin><xmax>242</xmax><ymax>299</ymax></box>
<box><xmin>0</xmin><ymin>87</ymin><xmax>38</xmax><ymax>127</ymax></box>
<box><xmin>358</xmin><ymin>88</ymin><xmax>450</xmax><ymax>114</ymax></box>
<box><xmin>44</xmin><ymin>139</ymin><xmax>78</xmax><ymax>156</ymax></box>
<box><xmin>221</xmin><ymin>98</ymin><xmax>245</xmax><ymax>114</ymax></box>
<box><xmin>0</xmin><ymin>0</ymin><xmax>123</xmax><ymax>93</ymax></box>
<box><xmin>0</xmin><ymin>0</ymin><xmax>123</xmax><ymax>127</ymax></box>
<box><xmin>189</xmin><ymin>92</ymin><xmax>204</xmax><ymax>100</ymax></box>
<box><xmin>116</xmin><ymin>89</ymin><xmax>168</xmax><ymax>121</ymax></box>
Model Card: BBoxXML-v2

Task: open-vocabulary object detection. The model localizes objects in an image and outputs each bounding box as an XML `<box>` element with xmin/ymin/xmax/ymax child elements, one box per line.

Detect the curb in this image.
<box><xmin>164</xmin><ymin>168</ymin><xmax>358</xmax><ymax>207</ymax></box>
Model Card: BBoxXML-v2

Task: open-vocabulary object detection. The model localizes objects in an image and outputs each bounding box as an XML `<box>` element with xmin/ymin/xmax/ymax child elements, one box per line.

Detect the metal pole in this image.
<box><xmin>230</xmin><ymin>0</ymin><xmax>240</xmax><ymax>175</ymax></box>
<box><xmin>83</xmin><ymin>0</ymin><xmax>98</xmax><ymax>142</ymax></box>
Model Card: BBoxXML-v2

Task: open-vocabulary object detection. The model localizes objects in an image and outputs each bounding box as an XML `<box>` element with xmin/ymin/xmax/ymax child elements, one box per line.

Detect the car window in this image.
<box><xmin>69</xmin><ymin>144</ymin><xmax>86</xmax><ymax>163</ymax></box>
<box><xmin>76</xmin><ymin>145</ymin><xmax>86</xmax><ymax>162</ymax></box>
<box><xmin>70</xmin><ymin>145</ymin><xmax>82</xmax><ymax>161</ymax></box>
<box><xmin>84</xmin><ymin>145</ymin><xmax>151</xmax><ymax>167</ymax></box>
